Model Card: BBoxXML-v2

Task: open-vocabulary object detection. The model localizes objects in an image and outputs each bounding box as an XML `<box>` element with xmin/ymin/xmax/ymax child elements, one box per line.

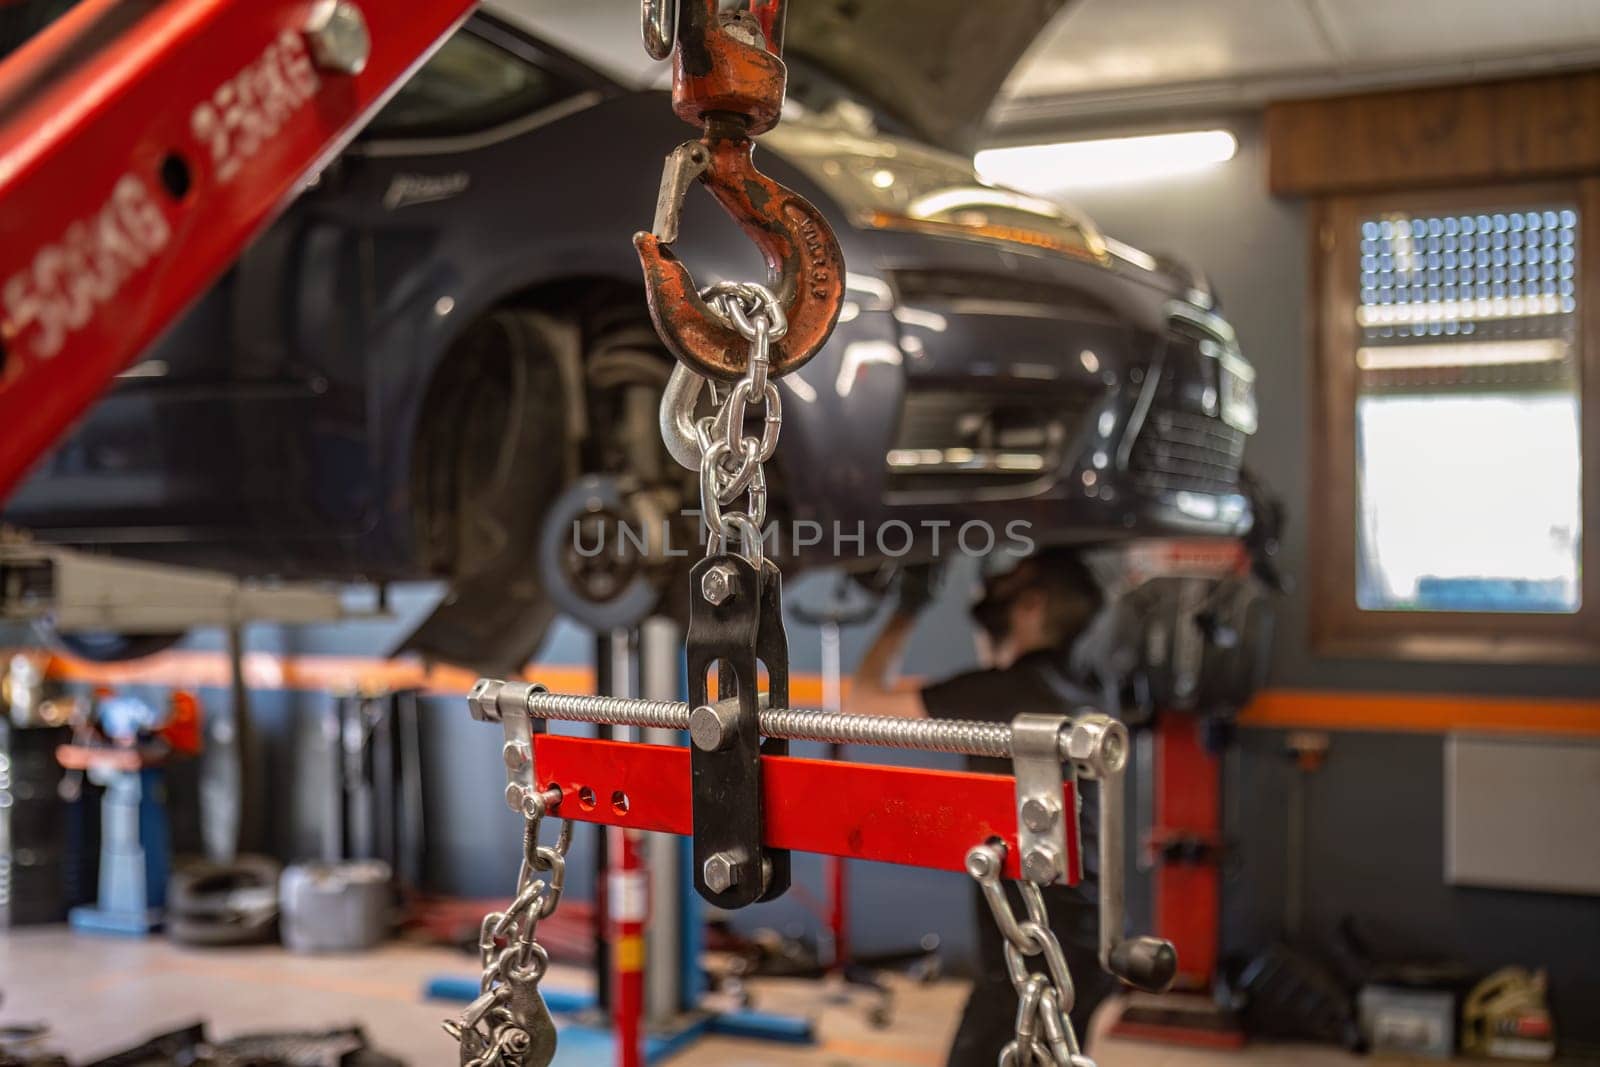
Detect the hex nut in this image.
<box><xmin>701</xmin><ymin>563</ymin><xmax>738</xmax><ymax>605</ymax></box>
<box><xmin>469</xmin><ymin>678</ymin><xmax>505</xmax><ymax>723</ymax></box>
<box><xmin>1066</xmin><ymin>715</ymin><xmax>1129</xmax><ymax>778</ymax></box>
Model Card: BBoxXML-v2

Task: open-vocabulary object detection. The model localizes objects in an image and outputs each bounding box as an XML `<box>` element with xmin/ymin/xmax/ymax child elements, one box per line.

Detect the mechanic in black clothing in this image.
<box><xmin>847</xmin><ymin>548</ymin><xmax>1117</xmax><ymax>1064</ymax></box>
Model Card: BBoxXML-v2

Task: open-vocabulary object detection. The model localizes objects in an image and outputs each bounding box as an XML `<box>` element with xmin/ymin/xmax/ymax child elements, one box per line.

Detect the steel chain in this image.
<box><xmin>967</xmin><ymin>842</ymin><xmax>1097</xmax><ymax>1067</ymax></box>
<box><xmin>663</xmin><ymin>280</ymin><xmax>786</xmax><ymax>568</ymax></box>
<box><xmin>444</xmin><ymin>792</ymin><xmax>573</xmax><ymax>1067</ymax></box>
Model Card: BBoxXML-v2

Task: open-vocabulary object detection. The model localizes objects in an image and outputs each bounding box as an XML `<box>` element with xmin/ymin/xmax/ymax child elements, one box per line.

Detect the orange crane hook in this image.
<box><xmin>634</xmin><ymin>0</ymin><xmax>845</xmax><ymax>381</ymax></box>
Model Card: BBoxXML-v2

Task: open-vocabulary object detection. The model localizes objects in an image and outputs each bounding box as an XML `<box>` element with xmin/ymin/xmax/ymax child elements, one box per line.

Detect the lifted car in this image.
<box><xmin>3</xmin><ymin>6</ymin><xmax>1259</xmax><ymax>673</ymax></box>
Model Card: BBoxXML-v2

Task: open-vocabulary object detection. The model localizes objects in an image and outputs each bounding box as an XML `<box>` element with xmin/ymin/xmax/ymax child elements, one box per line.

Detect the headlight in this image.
<box><xmin>763</xmin><ymin>122</ymin><xmax>1107</xmax><ymax>263</ymax></box>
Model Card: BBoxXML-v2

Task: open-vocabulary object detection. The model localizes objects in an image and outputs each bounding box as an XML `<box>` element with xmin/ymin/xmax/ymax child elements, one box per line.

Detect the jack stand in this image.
<box><xmin>1111</xmin><ymin>713</ymin><xmax>1243</xmax><ymax>1048</ymax></box>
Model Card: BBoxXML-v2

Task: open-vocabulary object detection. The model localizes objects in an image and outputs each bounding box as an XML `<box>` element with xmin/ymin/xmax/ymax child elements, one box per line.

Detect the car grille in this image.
<box><xmin>886</xmin><ymin>387</ymin><xmax>1094</xmax><ymax>495</ymax></box>
<box><xmin>1130</xmin><ymin>389</ymin><xmax>1247</xmax><ymax>495</ymax></box>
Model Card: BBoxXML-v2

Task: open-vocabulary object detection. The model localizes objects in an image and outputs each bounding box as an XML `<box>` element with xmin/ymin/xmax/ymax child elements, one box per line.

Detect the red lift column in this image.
<box><xmin>1153</xmin><ymin>714</ymin><xmax>1221</xmax><ymax>989</ymax></box>
<box><xmin>1111</xmin><ymin>713</ymin><xmax>1243</xmax><ymax>1048</ymax></box>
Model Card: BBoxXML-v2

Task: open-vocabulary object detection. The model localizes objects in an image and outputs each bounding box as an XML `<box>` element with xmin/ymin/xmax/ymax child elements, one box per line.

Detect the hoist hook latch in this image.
<box><xmin>634</xmin><ymin>0</ymin><xmax>844</xmax><ymax>381</ymax></box>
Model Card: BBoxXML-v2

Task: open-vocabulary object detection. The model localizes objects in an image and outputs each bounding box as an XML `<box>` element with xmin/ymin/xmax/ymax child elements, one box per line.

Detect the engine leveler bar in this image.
<box><xmin>469</xmin><ymin>679</ymin><xmax>1177</xmax><ymax>993</ymax></box>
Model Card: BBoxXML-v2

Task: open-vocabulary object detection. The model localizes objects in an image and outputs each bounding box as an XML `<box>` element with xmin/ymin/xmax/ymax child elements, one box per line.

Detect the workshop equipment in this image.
<box><xmin>280</xmin><ymin>860</ymin><xmax>393</xmax><ymax>954</ymax></box>
<box><xmin>0</xmin><ymin>718</ymin><xmax>74</xmax><ymax>927</ymax></box>
<box><xmin>1462</xmin><ymin>968</ymin><xmax>1557</xmax><ymax>1062</ymax></box>
<box><xmin>1082</xmin><ymin>538</ymin><xmax>1279</xmax><ymax>1047</ymax></box>
<box><xmin>447</xmin><ymin>6</ymin><xmax>1174</xmax><ymax>1065</ymax></box>
<box><xmin>1359</xmin><ymin>984</ymin><xmax>1457</xmax><ymax>1060</ymax></box>
<box><xmin>58</xmin><ymin>689</ymin><xmax>202</xmax><ymax>935</ymax></box>
<box><xmin>459</xmin><ymin>685</ymin><xmax>1172</xmax><ymax>1066</ymax></box>
<box><xmin>166</xmin><ymin>855</ymin><xmax>281</xmax><ymax>947</ymax></box>
<box><xmin>325</xmin><ymin>688</ymin><xmax>426</xmax><ymax>887</ymax></box>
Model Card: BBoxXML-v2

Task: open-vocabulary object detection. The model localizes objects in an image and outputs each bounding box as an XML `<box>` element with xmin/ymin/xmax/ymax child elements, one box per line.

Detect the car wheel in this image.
<box><xmin>397</xmin><ymin>310</ymin><xmax>570</xmax><ymax>675</ymax></box>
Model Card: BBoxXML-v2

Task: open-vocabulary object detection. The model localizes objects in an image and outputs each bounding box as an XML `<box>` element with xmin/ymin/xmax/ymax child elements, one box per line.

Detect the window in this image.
<box><xmin>365</xmin><ymin>29</ymin><xmax>568</xmax><ymax>141</ymax></box>
<box><xmin>1313</xmin><ymin>184</ymin><xmax>1600</xmax><ymax>661</ymax></box>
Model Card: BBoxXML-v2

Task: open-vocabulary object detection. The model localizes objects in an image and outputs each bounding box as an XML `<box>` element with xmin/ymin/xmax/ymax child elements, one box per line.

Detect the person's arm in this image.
<box><xmin>847</xmin><ymin>611</ymin><xmax>928</xmax><ymax>719</ymax></box>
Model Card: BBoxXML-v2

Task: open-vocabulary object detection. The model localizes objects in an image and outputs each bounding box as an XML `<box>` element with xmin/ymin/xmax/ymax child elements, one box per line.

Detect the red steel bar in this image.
<box><xmin>534</xmin><ymin>735</ymin><xmax>1081</xmax><ymax>885</ymax></box>
<box><xmin>0</xmin><ymin>0</ymin><xmax>474</xmax><ymax>499</ymax></box>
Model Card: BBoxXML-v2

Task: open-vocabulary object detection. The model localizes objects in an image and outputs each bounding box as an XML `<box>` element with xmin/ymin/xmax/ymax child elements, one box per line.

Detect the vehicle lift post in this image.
<box><xmin>576</xmin><ymin>620</ymin><xmax>811</xmax><ymax>1065</ymax></box>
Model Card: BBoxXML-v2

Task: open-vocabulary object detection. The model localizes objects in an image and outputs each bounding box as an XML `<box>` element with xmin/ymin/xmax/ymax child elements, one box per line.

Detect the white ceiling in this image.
<box><xmin>487</xmin><ymin>0</ymin><xmax>665</xmax><ymax>87</ymax></box>
<box><xmin>996</xmin><ymin>0</ymin><xmax>1600</xmax><ymax>129</ymax></box>
<box><xmin>488</xmin><ymin>0</ymin><xmax>1600</xmax><ymax>138</ymax></box>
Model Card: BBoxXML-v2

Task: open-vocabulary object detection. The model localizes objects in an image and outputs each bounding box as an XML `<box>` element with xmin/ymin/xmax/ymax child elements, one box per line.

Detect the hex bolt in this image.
<box><xmin>305</xmin><ymin>0</ymin><xmax>371</xmax><ymax>76</ymax></box>
<box><xmin>702</xmin><ymin>852</ymin><xmax>740</xmax><ymax>894</ymax></box>
<box><xmin>1021</xmin><ymin>846</ymin><xmax>1060</xmax><ymax>885</ymax></box>
<box><xmin>1020</xmin><ymin>795</ymin><xmax>1060</xmax><ymax>833</ymax></box>
<box><xmin>700</xmin><ymin>562</ymin><xmax>738</xmax><ymax>605</ymax></box>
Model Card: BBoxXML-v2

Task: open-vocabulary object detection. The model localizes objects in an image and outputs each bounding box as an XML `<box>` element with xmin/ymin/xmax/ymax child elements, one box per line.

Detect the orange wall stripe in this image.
<box><xmin>34</xmin><ymin>648</ymin><xmax>595</xmax><ymax>699</ymax></box>
<box><xmin>21</xmin><ymin>648</ymin><xmax>852</xmax><ymax>706</ymax></box>
<box><xmin>17</xmin><ymin>648</ymin><xmax>1598</xmax><ymax>737</ymax></box>
<box><xmin>1240</xmin><ymin>688</ymin><xmax>1600</xmax><ymax>738</ymax></box>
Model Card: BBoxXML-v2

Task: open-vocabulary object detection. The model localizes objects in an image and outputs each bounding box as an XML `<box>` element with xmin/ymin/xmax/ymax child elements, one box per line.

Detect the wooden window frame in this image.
<box><xmin>1310</xmin><ymin>179</ymin><xmax>1600</xmax><ymax>663</ymax></box>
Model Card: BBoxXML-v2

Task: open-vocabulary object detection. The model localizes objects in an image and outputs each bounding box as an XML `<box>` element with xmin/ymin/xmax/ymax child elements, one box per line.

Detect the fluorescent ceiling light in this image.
<box><xmin>975</xmin><ymin>130</ymin><xmax>1238</xmax><ymax>191</ymax></box>
<box><xmin>1356</xmin><ymin>339</ymin><xmax>1567</xmax><ymax>370</ymax></box>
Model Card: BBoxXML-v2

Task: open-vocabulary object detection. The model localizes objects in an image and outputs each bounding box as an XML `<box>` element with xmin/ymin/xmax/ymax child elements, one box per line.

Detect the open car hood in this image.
<box><xmin>784</xmin><ymin>0</ymin><xmax>1068</xmax><ymax>153</ymax></box>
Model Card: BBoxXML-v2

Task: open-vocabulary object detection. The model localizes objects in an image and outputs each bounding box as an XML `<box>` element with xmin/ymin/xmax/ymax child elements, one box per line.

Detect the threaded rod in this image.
<box><xmin>498</xmin><ymin>684</ymin><xmax>1042</xmax><ymax>760</ymax></box>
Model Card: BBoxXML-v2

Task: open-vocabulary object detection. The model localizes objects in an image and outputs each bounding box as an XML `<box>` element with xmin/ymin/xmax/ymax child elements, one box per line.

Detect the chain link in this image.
<box><xmin>661</xmin><ymin>281</ymin><xmax>787</xmax><ymax>568</ymax></box>
<box><xmin>445</xmin><ymin>791</ymin><xmax>572</xmax><ymax>1067</ymax></box>
<box><xmin>967</xmin><ymin>842</ymin><xmax>1096</xmax><ymax>1067</ymax></box>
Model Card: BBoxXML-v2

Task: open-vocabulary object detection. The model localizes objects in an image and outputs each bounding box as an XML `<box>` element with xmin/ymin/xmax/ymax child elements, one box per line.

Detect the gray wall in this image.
<box><xmin>1060</xmin><ymin>116</ymin><xmax>1600</xmax><ymax>1041</ymax></box>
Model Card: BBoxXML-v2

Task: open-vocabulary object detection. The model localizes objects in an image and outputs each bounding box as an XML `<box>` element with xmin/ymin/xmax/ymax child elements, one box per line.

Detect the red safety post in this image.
<box><xmin>609</xmin><ymin>825</ymin><xmax>647</xmax><ymax>1067</ymax></box>
<box><xmin>0</xmin><ymin>0</ymin><xmax>474</xmax><ymax>499</ymax></box>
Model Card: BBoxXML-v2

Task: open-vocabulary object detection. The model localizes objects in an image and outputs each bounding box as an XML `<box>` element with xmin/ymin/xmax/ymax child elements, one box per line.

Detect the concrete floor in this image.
<box><xmin>0</xmin><ymin>929</ymin><xmax>1363</xmax><ymax>1065</ymax></box>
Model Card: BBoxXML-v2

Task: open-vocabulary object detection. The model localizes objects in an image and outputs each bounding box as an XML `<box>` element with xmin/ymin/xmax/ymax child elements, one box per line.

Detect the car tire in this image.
<box><xmin>397</xmin><ymin>310</ymin><xmax>570</xmax><ymax>674</ymax></box>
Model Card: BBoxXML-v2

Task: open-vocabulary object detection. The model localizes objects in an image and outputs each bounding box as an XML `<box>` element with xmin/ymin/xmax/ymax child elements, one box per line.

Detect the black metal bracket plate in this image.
<box><xmin>687</xmin><ymin>553</ymin><xmax>791</xmax><ymax>908</ymax></box>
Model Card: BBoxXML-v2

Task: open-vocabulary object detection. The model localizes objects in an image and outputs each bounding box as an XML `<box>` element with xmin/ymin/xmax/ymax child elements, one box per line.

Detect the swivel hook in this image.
<box><xmin>633</xmin><ymin>0</ymin><xmax>845</xmax><ymax>381</ymax></box>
